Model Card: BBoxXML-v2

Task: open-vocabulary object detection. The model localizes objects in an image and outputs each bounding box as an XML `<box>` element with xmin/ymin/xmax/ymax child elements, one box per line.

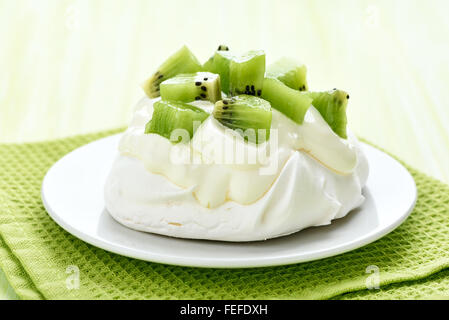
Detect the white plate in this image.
<box><xmin>42</xmin><ymin>134</ymin><xmax>416</xmax><ymax>268</ymax></box>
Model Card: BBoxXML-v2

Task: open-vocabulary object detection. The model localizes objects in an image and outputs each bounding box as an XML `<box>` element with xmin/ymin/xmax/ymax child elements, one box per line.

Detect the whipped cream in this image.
<box><xmin>104</xmin><ymin>97</ymin><xmax>369</xmax><ymax>241</ymax></box>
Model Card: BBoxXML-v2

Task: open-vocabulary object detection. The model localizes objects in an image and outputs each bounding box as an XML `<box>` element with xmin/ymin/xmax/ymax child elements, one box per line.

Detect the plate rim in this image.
<box><xmin>41</xmin><ymin>134</ymin><xmax>417</xmax><ymax>268</ymax></box>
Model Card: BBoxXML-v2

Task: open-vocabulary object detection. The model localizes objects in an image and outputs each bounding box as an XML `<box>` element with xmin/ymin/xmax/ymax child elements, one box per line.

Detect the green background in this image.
<box><xmin>1</xmin><ymin>0</ymin><xmax>448</xmax><ymax>299</ymax></box>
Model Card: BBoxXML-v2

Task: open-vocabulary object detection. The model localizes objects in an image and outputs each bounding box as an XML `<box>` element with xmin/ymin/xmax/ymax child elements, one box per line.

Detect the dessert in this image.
<box><xmin>104</xmin><ymin>45</ymin><xmax>369</xmax><ymax>241</ymax></box>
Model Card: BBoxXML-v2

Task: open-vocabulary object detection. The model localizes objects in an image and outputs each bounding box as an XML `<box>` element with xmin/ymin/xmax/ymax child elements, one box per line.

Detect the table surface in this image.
<box><xmin>1</xmin><ymin>0</ymin><xmax>448</xmax><ymax>299</ymax></box>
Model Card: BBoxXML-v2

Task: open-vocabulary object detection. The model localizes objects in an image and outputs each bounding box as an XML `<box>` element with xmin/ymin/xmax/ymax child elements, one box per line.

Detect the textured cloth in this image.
<box><xmin>0</xmin><ymin>130</ymin><xmax>448</xmax><ymax>300</ymax></box>
<box><xmin>337</xmin><ymin>268</ymin><xmax>449</xmax><ymax>300</ymax></box>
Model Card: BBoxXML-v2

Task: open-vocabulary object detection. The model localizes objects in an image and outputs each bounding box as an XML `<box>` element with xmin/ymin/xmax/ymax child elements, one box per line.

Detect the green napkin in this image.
<box><xmin>0</xmin><ymin>129</ymin><xmax>448</xmax><ymax>300</ymax></box>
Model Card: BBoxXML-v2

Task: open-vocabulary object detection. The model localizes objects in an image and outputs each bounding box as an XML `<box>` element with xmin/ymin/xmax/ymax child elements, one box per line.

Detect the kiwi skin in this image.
<box><xmin>145</xmin><ymin>100</ymin><xmax>209</xmax><ymax>143</ymax></box>
<box><xmin>303</xmin><ymin>89</ymin><xmax>349</xmax><ymax>139</ymax></box>
<box><xmin>213</xmin><ymin>95</ymin><xmax>272</xmax><ymax>144</ymax></box>
<box><xmin>142</xmin><ymin>46</ymin><xmax>202</xmax><ymax>98</ymax></box>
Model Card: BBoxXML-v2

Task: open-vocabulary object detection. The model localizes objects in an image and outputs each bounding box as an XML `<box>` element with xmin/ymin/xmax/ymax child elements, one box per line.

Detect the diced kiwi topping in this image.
<box><xmin>302</xmin><ymin>89</ymin><xmax>349</xmax><ymax>138</ymax></box>
<box><xmin>160</xmin><ymin>72</ymin><xmax>222</xmax><ymax>103</ymax></box>
<box><xmin>213</xmin><ymin>95</ymin><xmax>272</xmax><ymax>144</ymax></box>
<box><xmin>229</xmin><ymin>51</ymin><xmax>266</xmax><ymax>96</ymax></box>
<box><xmin>261</xmin><ymin>78</ymin><xmax>312</xmax><ymax>124</ymax></box>
<box><xmin>203</xmin><ymin>48</ymin><xmax>265</xmax><ymax>97</ymax></box>
<box><xmin>266</xmin><ymin>57</ymin><xmax>308</xmax><ymax>91</ymax></box>
<box><xmin>142</xmin><ymin>46</ymin><xmax>202</xmax><ymax>98</ymax></box>
<box><xmin>203</xmin><ymin>50</ymin><xmax>234</xmax><ymax>94</ymax></box>
<box><xmin>143</xmin><ymin>45</ymin><xmax>351</xmax><ymax>143</ymax></box>
<box><xmin>145</xmin><ymin>100</ymin><xmax>209</xmax><ymax>143</ymax></box>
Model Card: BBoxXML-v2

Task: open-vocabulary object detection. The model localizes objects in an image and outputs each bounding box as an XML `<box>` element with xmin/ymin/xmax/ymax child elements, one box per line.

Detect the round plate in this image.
<box><xmin>42</xmin><ymin>134</ymin><xmax>416</xmax><ymax>268</ymax></box>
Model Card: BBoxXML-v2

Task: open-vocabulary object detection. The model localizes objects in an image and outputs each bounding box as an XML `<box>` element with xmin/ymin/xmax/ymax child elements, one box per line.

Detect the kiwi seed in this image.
<box><xmin>141</xmin><ymin>46</ymin><xmax>203</xmax><ymax>99</ymax></box>
<box><xmin>201</xmin><ymin>86</ymin><xmax>207</xmax><ymax>91</ymax></box>
<box><xmin>213</xmin><ymin>95</ymin><xmax>272</xmax><ymax>144</ymax></box>
<box><xmin>195</xmin><ymin>81</ymin><xmax>201</xmax><ymax>86</ymax></box>
<box><xmin>200</xmin><ymin>93</ymin><xmax>206</xmax><ymax>98</ymax></box>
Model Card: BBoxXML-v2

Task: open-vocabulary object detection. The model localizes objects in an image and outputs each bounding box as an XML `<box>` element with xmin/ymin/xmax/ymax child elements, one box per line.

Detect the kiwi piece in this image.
<box><xmin>203</xmin><ymin>50</ymin><xmax>234</xmax><ymax>94</ymax></box>
<box><xmin>160</xmin><ymin>72</ymin><xmax>222</xmax><ymax>103</ymax></box>
<box><xmin>142</xmin><ymin>46</ymin><xmax>202</xmax><ymax>98</ymax></box>
<box><xmin>145</xmin><ymin>100</ymin><xmax>209</xmax><ymax>143</ymax></box>
<box><xmin>266</xmin><ymin>57</ymin><xmax>308</xmax><ymax>91</ymax></box>
<box><xmin>229</xmin><ymin>50</ymin><xmax>266</xmax><ymax>96</ymax></box>
<box><xmin>202</xmin><ymin>56</ymin><xmax>215</xmax><ymax>72</ymax></box>
<box><xmin>217</xmin><ymin>44</ymin><xmax>230</xmax><ymax>51</ymax></box>
<box><xmin>261</xmin><ymin>78</ymin><xmax>313</xmax><ymax>124</ymax></box>
<box><xmin>303</xmin><ymin>89</ymin><xmax>349</xmax><ymax>138</ymax></box>
<box><xmin>213</xmin><ymin>95</ymin><xmax>272</xmax><ymax>144</ymax></box>
<box><xmin>202</xmin><ymin>44</ymin><xmax>230</xmax><ymax>71</ymax></box>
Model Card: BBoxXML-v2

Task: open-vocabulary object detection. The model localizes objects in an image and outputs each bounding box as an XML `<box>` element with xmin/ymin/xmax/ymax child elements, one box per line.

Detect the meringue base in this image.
<box><xmin>105</xmin><ymin>145</ymin><xmax>367</xmax><ymax>242</ymax></box>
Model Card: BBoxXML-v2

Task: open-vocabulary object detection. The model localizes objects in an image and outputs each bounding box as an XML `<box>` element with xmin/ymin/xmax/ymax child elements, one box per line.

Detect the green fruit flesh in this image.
<box><xmin>145</xmin><ymin>100</ymin><xmax>209</xmax><ymax>143</ymax></box>
<box><xmin>202</xmin><ymin>56</ymin><xmax>215</xmax><ymax>72</ymax></box>
<box><xmin>213</xmin><ymin>95</ymin><xmax>272</xmax><ymax>144</ymax></box>
<box><xmin>266</xmin><ymin>57</ymin><xmax>308</xmax><ymax>91</ymax></box>
<box><xmin>261</xmin><ymin>78</ymin><xmax>312</xmax><ymax>124</ymax></box>
<box><xmin>160</xmin><ymin>72</ymin><xmax>222</xmax><ymax>103</ymax></box>
<box><xmin>203</xmin><ymin>51</ymin><xmax>234</xmax><ymax>94</ymax></box>
<box><xmin>142</xmin><ymin>46</ymin><xmax>202</xmax><ymax>98</ymax></box>
<box><xmin>303</xmin><ymin>89</ymin><xmax>349</xmax><ymax>138</ymax></box>
<box><xmin>143</xmin><ymin>46</ymin><xmax>348</xmax><ymax>140</ymax></box>
<box><xmin>229</xmin><ymin>50</ymin><xmax>265</xmax><ymax>96</ymax></box>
